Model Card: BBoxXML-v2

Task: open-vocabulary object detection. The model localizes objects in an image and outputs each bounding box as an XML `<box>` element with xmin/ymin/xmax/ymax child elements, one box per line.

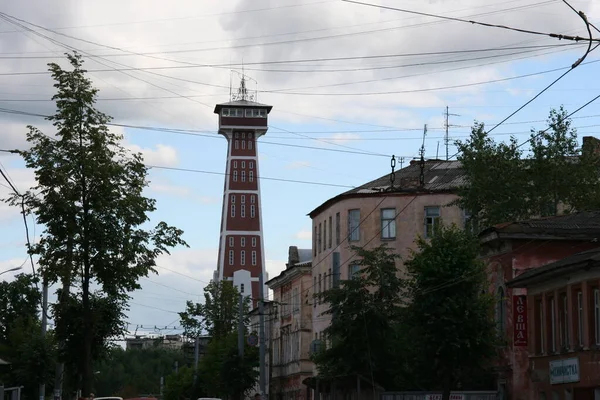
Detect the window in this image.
<box><xmin>249</xmin><ymin>171</ymin><xmax>254</xmax><ymax>182</ymax></box>
<box><xmin>560</xmin><ymin>294</ymin><xmax>569</xmax><ymax>349</ymax></box>
<box><xmin>222</xmin><ymin>108</ymin><xmax>230</xmax><ymax>117</ymax></box>
<box><xmin>229</xmin><ymin>250</ymin><xmax>234</xmax><ymax>265</ymax></box>
<box><xmin>536</xmin><ymin>299</ymin><xmax>545</xmax><ymax>353</ymax></box>
<box><xmin>424</xmin><ymin>206</ymin><xmax>440</xmax><ymax>238</ymax></box>
<box><xmin>251</xmin><ymin>195</ymin><xmax>256</xmax><ymax>204</ymax></box>
<box><xmin>229</xmin><ymin>237</ymin><xmax>234</xmax><ymax>247</ymax></box>
<box><xmin>241</xmin><ymin>195</ymin><xmax>245</xmax><ymax>203</ymax></box>
<box><xmin>249</xmin><ymin>133</ymin><xmax>253</xmax><ymax>139</ymax></box>
<box><xmin>233</xmin><ymin>161</ymin><xmax>238</xmax><ymax>168</ymax></box>
<box><xmin>231</xmin><ymin>204</ymin><xmax>235</xmax><ymax>217</ymax></box>
<box><xmin>293</xmin><ymin>287</ymin><xmax>299</xmax><ymax>313</ymax></box>
<box><xmin>241</xmin><ymin>140</ymin><xmax>246</xmax><ymax>150</ymax></box>
<box><xmin>241</xmin><ymin>161</ymin><xmax>245</xmax><ymax>168</ymax></box>
<box><xmin>241</xmin><ymin>250</ymin><xmax>246</xmax><ymax>265</ymax></box>
<box><xmin>233</xmin><ymin>171</ymin><xmax>238</xmax><ymax>182</ymax></box>
<box><xmin>252</xmin><ymin>237</ymin><xmax>257</xmax><ymax>247</ymax></box>
<box><xmin>463</xmin><ymin>208</ymin><xmax>477</xmax><ymax>233</ymax></box>
<box><xmin>318</xmin><ymin>274</ymin><xmax>322</xmax><ymax>303</ymax></box>
<box><xmin>348</xmin><ymin>264</ymin><xmax>360</xmax><ymax>280</ymax></box>
<box><xmin>245</xmin><ymin>109</ymin><xmax>252</xmax><ymax>117</ymax></box>
<box><xmin>496</xmin><ymin>287</ymin><xmax>506</xmax><ymax>337</ymax></box>
<box><xmin>235</xmin><ymin>140</ymin><xmax>239</xmax><ymax>149</ymax></box>
<box><xmin>241</xmin><ymin>171</ymin><xmax>246</xmax><ymax>182</ymax></box>
<box><xmin>318</xmin><ymin>223</ymin><xmax>322</xmax><ymax>253</ymax></box>
<box><xmin>252</xmin><ymin>251</ymin><xmax>257</xmax><ymax>266</ymax></box>
<box><xmin>250</xmin><ymin>161</ymin><xmax>254</xmax><ymax>169</ymax></box>
<box><xmin>240</xmin><ymin>283</ymin><xmax>245</xmax><ymax>293</ymax></box>
<box><xmin>550</xmin><ymin>297</ymin><xmax>557</xmax><ymax>352</ymax></box>
<box><xmin>328</xmin><ymin>268</ymin><xmax>332</xmax><ymax>289</ymax></box>
<box><xmin>241</xmin><ymin>205</ymin><xmax>246</xmax><ymax>218</ymax></box>
<box><xmin>249</xmin><ymin>141</ymin><xmax>253</xmax><ymax>150</ymax></box>
<box><xmin>348</xmin><ymin>209</ymin><xmax>360</xmax><ymax>241</ymax></box>
<box><xmin>314</xmin><ymin>226</ymin><xmax>317</xmax><ymax>256</ymax></box>
<box><xmin>235</xmin><ymin>132</ymin><xmax>239</xmax><ymax>139</ymax></box>
<box><xmin>594</xmin><ymin>289</ymin><xmax>600</xmax><ymax>345</ymax></box>
<box><xmin>323</xmin><ymin>221</ymin><xmax>327</xmax><ymax>252</ymax></box>
<box><xmin>251</xmin><ymin>205</ymin><xmax>256</xmax><ymax>218</ymax></box>
<box><xmin>313</xmin><ymin>277</ymin><xmax>317</xmax><ymax>308</ymax></box>
<box><xmin>241</xmin><ymin>237</ymin><xmax>246</xmax><ymax>247</ymax></box>
<box><xmin>335</xmin><ymin>212</ymin><xmax>340</xmax><ymax>245</ymax></box>
<box><xmin>381</xmin><ymin>208</ymin><xmax>396</xmax><ymax>239</ymax></box>
<box><xmin>577</xmin><ymin>291</ymin><xmax>583</xmax><ymax>347</ymax></box>
<box><xmin>328</xmin><ymin>216</ymin><xmax>332</xmax><ymax>248</ymax></box>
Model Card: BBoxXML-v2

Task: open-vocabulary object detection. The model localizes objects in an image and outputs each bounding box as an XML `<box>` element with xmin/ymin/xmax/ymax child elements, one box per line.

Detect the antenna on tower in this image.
<box><xmin>443</xmin><ymin>106</ymin><xmax>460</xmax><ymax>161</ymax></box>
<box><xmin>230</xmin><ymin>68</ymin><xmax>258</xmax><ymax>102</ymax></box>
<box><xmin>419</xmin><ymin>124</ymin><xmax>427</xmax><ymax>187</ymax></box>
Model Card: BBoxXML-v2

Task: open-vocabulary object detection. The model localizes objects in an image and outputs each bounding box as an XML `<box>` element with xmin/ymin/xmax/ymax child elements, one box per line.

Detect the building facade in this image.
<box><xmin>125</xmin><ymin>334</ymin><xmax>184</xmax><ymax>351</ymax></box>
<box><xmin>213</xmin><ymin>80</ymin><xmax>272</xmax><ymax>307</ymax></box>
<box><xmin>268</xmin><ymin>246</ymin><xmax>314</xmax><ymax>400</ymax></box>
<box><xmin>479</xmin><ymin>212</ymin><xmax>600</xmax><ymax>400</ymax></box>
<box><xmin>308</xmin><ymin>160</ymin><xmax>469</xmax><ymax>353</ymax></box>
<box><xmin>507</xmin><ymin>247</ymin><xmax>600</xmax><ymax>400</ymax></box>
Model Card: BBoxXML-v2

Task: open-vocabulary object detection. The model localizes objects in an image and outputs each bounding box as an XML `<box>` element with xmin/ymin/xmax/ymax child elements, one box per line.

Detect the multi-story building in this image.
<box><xmin>125</xmin><ymin>334</ymin><xmax>184</xmax><ymax>351</ymax></box>
<box><xmin>507</xmin><ymin>245</ymin><xmax>600</xmax><ymax>399</ymax></box>
<box><xmin>307</xmin><ymin>159</ymin><xmax>468</xmax><ymax>351</ymax></box>
<box><xmin>479</xmin><ymin>211</ymin><xmax>600</xmax><ymax>400</ymax></box>
<box><xmin>268</xmin><ymin>246</ymin><xmax>313</xmax><ymax>400</ymax></box>
<box><xmin>213</xmin><ymin>78</ymin><xmax>271</xmax><ymax>307</ymax></box>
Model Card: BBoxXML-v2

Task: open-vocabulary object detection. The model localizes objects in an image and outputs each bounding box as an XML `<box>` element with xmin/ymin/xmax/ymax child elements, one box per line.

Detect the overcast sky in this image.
<box><xmin>0</xmin><ymin>0</ymin><xmax>599</xmax><ymax>337</ymax></box>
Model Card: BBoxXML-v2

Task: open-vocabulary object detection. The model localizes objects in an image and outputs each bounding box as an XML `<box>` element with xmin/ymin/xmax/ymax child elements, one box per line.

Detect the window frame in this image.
<box><xmin>348</xmin><ymin>209</ymin><xmax>360</xmax><ymax>242</ymax></box>
<box><xmin>424</xmin><ymin>206</ymin><xmax>441</xmax><ymax>238</ymax></box>
<box><xmin>380</xmin><ymin>208</ymin><xmax>397</xmax><ymax>240</ymax></box>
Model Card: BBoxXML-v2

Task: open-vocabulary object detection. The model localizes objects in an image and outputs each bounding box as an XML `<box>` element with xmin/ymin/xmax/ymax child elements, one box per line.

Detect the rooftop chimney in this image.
<box><xmin>287</xmin><ymin>246</ymin><xmax>299</xmax><ymax>268</ymax></box>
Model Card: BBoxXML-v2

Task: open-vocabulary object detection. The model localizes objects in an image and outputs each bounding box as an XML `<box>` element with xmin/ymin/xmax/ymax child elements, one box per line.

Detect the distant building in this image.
<box><xmin>212</xmin><ymin>77</ymin><xmax>272</xmax><ymax>308</ymax></box>
<box><xmin>248</xmin><ymin>300</ymin><xmax>274</xmax><ymax>400</ymax></box>
<box><xmin>507</xmin><ymin>247</ymin><xmax>600</xmax><ymax>399</ymax></box>
<box><xmin>480</xmin><ymin>211</ymin><xmax>600</xmax><ymax>400</ymax></box>
<box><xmin>267</xmin><ymin>246</ymin><xmax>314</xmax><ymax>400</ymax></box>
<box><xmin>125</xmin><ymin>334</ymin><xmax>184</xmax><ymax>351</ymax></box>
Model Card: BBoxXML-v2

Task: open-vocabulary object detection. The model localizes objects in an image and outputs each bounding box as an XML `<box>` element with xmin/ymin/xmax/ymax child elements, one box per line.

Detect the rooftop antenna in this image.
<box><xmin>231</xmin><ymin>67</ymin><xmax>258</xmax><ymax>102</ymax></box>
<box><xmin>444</xmin><ymin>106</ymin><xmax>460</xmax><ymax>161</ymax></box>
<box><xmin>419</xmin><ymin>124</ymin><xmax>427</xmax><ymax>187</ymax></box>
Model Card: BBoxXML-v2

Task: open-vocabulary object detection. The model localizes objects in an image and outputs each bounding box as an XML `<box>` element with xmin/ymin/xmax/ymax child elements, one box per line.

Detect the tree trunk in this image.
<box><xmin>81</xmin><ymin>265</ymin><xmax>93</xmax><ymax>396</ymax></box>
<box><xmin>442</xmin><ymin>374</ymin><xmax>452</xmax><ymax>400</ymax></box>
<box><xmin>54</xmin><ymin>235</ymin><xmax>73</xmax><ymax>400</ymax></box>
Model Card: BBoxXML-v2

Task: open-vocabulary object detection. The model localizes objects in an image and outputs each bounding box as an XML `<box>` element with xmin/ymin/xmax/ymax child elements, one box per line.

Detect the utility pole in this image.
<box><xmin>238</xmin><ymin>294</ymin><xmax>245</xmax><ymax>358</ymax></box>
<box><xmin>258</xmin><ymin>273</ymin><xmax>267</xmax><ymax>399</ymax></box>
<box><xmin>443</xmin><ymin>106</ymin><xmax>460</xmax><ymax>161</ymax></box>
<box><xmin>39</xmin><ymin>279</ymin><xmax>48</xmax><ymax>400</ymax></box>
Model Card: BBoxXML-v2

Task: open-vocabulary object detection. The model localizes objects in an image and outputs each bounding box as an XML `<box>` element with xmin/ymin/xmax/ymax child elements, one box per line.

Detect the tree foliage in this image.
<box><xmin>313</xmin><ymin>245</ymin><xmax>405</xmax><ymax>389</ymax></box>
<box><xmin>403</xmin><ymin>224</ymin><xmax>497</xmax><ymax>399</ymax></box>
<box><xmin>0</xmin><ymin>274</ymin><xmax>56</xmax><ymax>400</ymax></box>
<box><xmin>455</xmin><ymin>106</ymin><xmax>600</xmax><ymax>228</ymax></box>
<box><xmin>6</xmin><ymin>51</ymin><xmax>187</xmax><ymax>394</ymax></box>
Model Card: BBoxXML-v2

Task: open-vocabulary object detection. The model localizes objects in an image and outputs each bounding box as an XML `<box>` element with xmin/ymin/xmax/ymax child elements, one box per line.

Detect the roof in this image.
<box><xmin>480</xmin><ymin>211</ymin><xmax>600</xmax><ymax>242</ymax></box>
<box><xmin>507</xmin><ymin>247</ymin><xmax>600</xmax><ymax>288</ymax></box>
<box><xmin>297</xmin><ymin>248</ymin><xmax>312</xmax><ymax>264</ymax></box>
<box><xmin>214</xmin><ymin>99</ymin><xmax>273</xmax><ymax>113</ymax></box>
<box><xmin>308</xmin><ymin>159</ymin><xmax>465</xmax><ymax>217</ymax></box>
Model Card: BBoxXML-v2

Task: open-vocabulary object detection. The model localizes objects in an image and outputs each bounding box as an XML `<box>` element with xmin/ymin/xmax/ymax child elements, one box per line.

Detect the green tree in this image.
<box><xmin>163</xmin><ymin>365</ymin><xmax>194</xmax><ymax>400</ymax></box>
<box><xmin>455</xmin><ymin>107</ymin><xmax>600</xmax><ymax>228</ymax></box>
<box><xmin>312</xmin><ymin>245</ymin><xmax>405</xmax><ymax>390</ymax></box>
<box><xmin>403</xmin><ymin>224</ymin><xmax>497</xmax><ymax>400</ymax></box>
<box><xmin>179</xmin><ymin>280</ymin><xmax>248</xmax><ymax>341</ymax></box>
<box><xmin>0</xmin><ymin>274</ymin><xmax>56</xmax><ymax>400</ymax></box>
<box><xmin>6</xmin><ymin>52</ymin><xmax>187</xmax><ymax>394</ymax></box>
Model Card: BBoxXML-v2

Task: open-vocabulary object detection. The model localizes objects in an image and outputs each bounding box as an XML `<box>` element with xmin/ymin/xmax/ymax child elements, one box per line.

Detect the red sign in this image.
<box><xmin>513</xmin><ymin>295</ymin><xmax>528</xmax><ymax>346</ymax></box>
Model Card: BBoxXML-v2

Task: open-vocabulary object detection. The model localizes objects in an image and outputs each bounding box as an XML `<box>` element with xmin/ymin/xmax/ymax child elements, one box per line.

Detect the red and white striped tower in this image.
<box><xmin>213</xmin><ymin>76</ymin><xmax>272</xmax><ymax>308</ymax></box>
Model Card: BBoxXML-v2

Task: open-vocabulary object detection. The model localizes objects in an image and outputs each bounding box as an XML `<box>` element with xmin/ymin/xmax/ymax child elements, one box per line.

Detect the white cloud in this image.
<box><xmin>327</xmin><ymin>133</ymin><xmax>361</xmax><ymax>144</ymax></box>
<box><xmin>127</xmin><ymin>143</ymin><xmax>179</xmax><ymax>167</ymax></box>
<box><xmin>285</xmin><ymin>160</ymin><xmax>311</xmax><ymax>169</ymax></box>
<box><xmin>294</xmin><ymin>229</ymin><xmax>312</xmax><ymax>241</ymax></box>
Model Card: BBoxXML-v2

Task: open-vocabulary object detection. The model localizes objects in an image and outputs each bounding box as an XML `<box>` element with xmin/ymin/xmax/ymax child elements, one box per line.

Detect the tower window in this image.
<box><xmin>235</xmin><ymin>140</ymin><xmax>239</xmax><ymax>150</ymax></box>
<box><xmin>251</xmin><ymin>205</ymin><xmax>256</xmax><ymax>218</ymax></box>
<box><xmin>242</xmin><ymin>140</ymin><xmax>246</xmax><ymax>150</ymax></box>
<box><xmin>231</xmin><ymin>204</ymin><xmax>235</xmax><ymax>218</ymax></box>
<box><xmin>252</xmin><ymin>251</ymin><xmax>257</xmax><ymax>266</ymax></box>
<box><xmin>229</xmin><ymin>250</ymin><xmax>234</xmax><ymax>265</ymax></box>
<box><xmin>251</xmin><ymin>195</ymin><xmax>256</xmax><ymax>204</ymax></box>
<box><xmin>241</xmin><ymin>237</ymin><xmax>246</xmax><ymax>247</ymax></box>
<box><xmin>242</xmin><ymin>132</ymin><xmax>246</xmax><ymax>139</ymax></box>
<box><xmin>230</xmin><ymin>194</ymin><xmax>235</xmax><ymax>203</ymax></box>
<box><xmin>240</xmin><ymin>283</ymin><xmax>245</xmax><ymax>293</ymax></box>
<box><xmin>233</xmin><ymin>161</ymin><xmax>238</xmax><ymax>168</ymax></box>
<box><xmin>241</xmin><ymin>171</ymin><xmax>246</xmax><ymax>182</ymax></box>
<box><xmin>241</xmin><ymin>195</ymin><xmax>246</xmax><ymax>203</ymax></box>
<box><xmin>250</xmin><ymin>161</ymin><xmax>254</xmax><ymax>169</ymax></box>
<box><xmin>234</xmin><ymin>132</ymin><xmax>239</xmax><ymax>139</ymax></box>
<box><xmin>249</xmin><ymin>133</ymin><xmax>253</xmax><ymax>139</ymax></box>
<box><xmin>233</xmin><ymin>171</ymin><xmax>238</xmax><ymax>182</ymax></box>
<box><xmin>241</xmin><ymin>205</ymin><xmax>246</xmax><ymax>218</ymax></box>
<box><xmin>252</xmin><ymin>237</ymin><xmax>257</xmax><ymax>247</ymax></box>
<box><xmin>241</xmin><ymin>161</ymin><xmax>246</xmax><ymax>168</ymax></box>
<box><xmin>249</xmin><ymin>171</ymin><xmax>254</xmax><ymax>182</ymax></box>
<box><xmin>249</xmin><ymin>141</ymin><xmax>253</xmax><ymax>150</ymax></box>
<box><xmin>241</xmin><ymin>250</ymin><xmax>246</xmax><ymax>266</ymax></box>
<box><xmin>229</xmin><ymin>237</ymin><xmax>234</xmax><ymax>247</ymax></box>
<box><xmin>222</xmin><ymin>108</ymin><xmax>230</xmax><ymax>117</ymax></box>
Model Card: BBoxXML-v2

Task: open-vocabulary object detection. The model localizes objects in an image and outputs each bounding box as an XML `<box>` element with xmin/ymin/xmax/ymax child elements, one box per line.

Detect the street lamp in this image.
<box><xmin>0</xmin><ymin>266</ymin><xmax>23</xmax><ymax>276</ymax></box>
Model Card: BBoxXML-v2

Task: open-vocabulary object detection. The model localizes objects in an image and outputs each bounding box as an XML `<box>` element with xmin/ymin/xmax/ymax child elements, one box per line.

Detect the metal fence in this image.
<box><xmin>0</xmin><ymin>386</ymin><xmax>23</xmax><ymax>400</ymax></box>
<box><xmin>381</xmin><ymin>391</ymin><xmax>498</xmax><ymax>400</ymax></box>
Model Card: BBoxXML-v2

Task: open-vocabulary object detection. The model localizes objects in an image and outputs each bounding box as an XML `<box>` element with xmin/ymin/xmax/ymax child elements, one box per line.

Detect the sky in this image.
<box><xmin>0</xmin><ymin>0</ymin><xmax>599</xmax><ymax>338</ymax></box>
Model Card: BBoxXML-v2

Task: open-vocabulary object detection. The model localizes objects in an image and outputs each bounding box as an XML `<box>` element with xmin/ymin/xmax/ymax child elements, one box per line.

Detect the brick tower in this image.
<box><xmin>213</xmin><ymin>77</ymin><xmax>272</xmax><ymax>307</ymax></box>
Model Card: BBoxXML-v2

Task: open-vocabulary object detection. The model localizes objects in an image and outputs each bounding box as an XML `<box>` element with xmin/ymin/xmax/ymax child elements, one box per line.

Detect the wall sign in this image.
<box><xmin>425</xmin><ymin>395</ymin><xmax>465</xmax><ymax>400</ymax></box>
<box><xmin>513</xmin><ymin>295</ymin><xmax>528</xmax><ymax>346</ymax></box>
<box><xmin>550</xmin><ymin>358</ymin><xmax>580</xmax><ymax>385</ymax></box>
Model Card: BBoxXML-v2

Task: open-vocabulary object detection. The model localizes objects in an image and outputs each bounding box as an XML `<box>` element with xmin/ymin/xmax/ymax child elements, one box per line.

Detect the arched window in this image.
<box><xmin>496</xmin><ymin>286</ymin><xmax>506</xmax><ymax>337</ymax></box>
<box><xmin>240</xmin><ymin>283</ymin><xmax>245</xmax><ymax>293</ymax></box>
